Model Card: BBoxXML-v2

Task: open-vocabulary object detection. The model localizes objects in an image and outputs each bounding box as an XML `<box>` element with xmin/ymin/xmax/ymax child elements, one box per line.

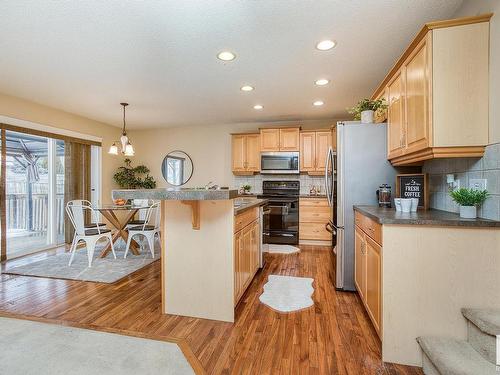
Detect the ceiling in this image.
<box><xmin>0</xmin><ymin>0</ymin><xmax>463</xmax><ymax>129</ymax></box>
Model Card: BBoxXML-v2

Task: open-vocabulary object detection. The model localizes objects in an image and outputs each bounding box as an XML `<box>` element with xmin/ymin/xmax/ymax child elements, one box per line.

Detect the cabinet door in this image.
<box><xmin>366</xmin><ymin>236</ymin><xmax>381</xmax><ymax>335</ymax></box>
<box><xmin>250</xmin><ymin>220</ymin><xmax>259</xmax><ymax>274</ymax></box>
<box><xmin>260</xmin><ymin>129</ymin><xmax>280</xmax><ymax>151</ymax></box>
<box><xmin>234</xmin><ymin>231</ymin><xmax>242</xmax><ymax>304</ymax></box>
<box><xmin>232</xmin><ymin>135</ymin><xmax>246</xmax><ymax>172</ymax></box>
<box><xmin>300</xmin><ymin>132</ymin><xmax>316</xmax><ymax>172</ymax></box>
<box><xmin>387</xmin><ymin>71</ymin><xmax>405</xmax><ymax>159</ymax></box>
<box><xmin>315</xmin><ymin>131</ymin><xmax>331</xmax><ymax>172</ymax></box>
<box><xmin>354</xmin><ymin>226</ymin><xmax>366</xmax><ymax>300</ymax></box>
<box><xmin>404</xmin><ymin>38</ymin><xmax>430</xmax><ymax>154</ymax></box>
<box><xmin>245</xmin><ymin>134</ymin><xmax>261</xmax><ymax>172</ymax></box>
<box><xmin>242</xmin><ymin>225</ymin><xmax>252</xmax><ymax>289</ymax></box>
<box><xmin>331</xmin><ymin>125</ymin><xmax>337</xmax><ymax>151</ymax></box>
<box><xmin>279</xmin><ymin>128</ymin><xmax>300</xmax><ymax>151</ymax></box>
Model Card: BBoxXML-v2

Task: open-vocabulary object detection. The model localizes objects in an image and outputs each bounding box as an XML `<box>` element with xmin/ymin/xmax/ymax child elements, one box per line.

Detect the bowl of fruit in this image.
<box><xmin>114</xmin><ymin>198</ymin><xmax>128</xmax><ymax>206</ymax></box>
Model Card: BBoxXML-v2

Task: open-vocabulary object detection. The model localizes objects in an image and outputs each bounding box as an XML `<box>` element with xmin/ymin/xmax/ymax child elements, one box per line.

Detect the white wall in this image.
<box><xmin>129</xmin><ymin>119</ymin><xmax>339</xmax><ymax>189</ymax></box>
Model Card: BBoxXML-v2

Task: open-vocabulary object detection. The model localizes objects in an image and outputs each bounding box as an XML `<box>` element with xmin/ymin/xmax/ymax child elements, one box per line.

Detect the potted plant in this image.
<box><xmin>348</xmin><ymin>98</ymin><xmax>388</xmax><ymax>124</ymax></box>
<box><xmin>449</xmin><ymin>188</ymin><xmax>489</xmax><ymax>219</ymax></box>
<box><xmin>113</xmin><ymin>158</ymin><xmax>157</xmax><ymax>189</ymax></box>
<box><xmin>242</xmin><ymin>184</ymin><xmax>252</xmax><ymax>195</ymax></box>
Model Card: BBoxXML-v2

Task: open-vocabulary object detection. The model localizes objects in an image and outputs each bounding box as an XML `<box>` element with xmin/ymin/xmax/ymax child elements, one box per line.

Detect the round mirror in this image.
<box><xmin>161</xmin><ymin>151</ymin><xmax>194</xmax><ymax>186</ymax></box>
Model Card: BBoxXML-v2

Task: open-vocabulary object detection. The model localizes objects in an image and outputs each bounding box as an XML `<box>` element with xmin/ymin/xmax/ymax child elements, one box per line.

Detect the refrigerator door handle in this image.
<box><xmin>325</xmin><ymin>147</ymin><xmax>333</xmax><ymax>207</ymax></box>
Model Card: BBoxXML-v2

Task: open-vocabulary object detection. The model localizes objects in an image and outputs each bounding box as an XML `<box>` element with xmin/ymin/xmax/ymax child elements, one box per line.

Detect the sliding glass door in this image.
<box><xmin>5</xmin><ymin>131</ymin><xmax>65</xmax><ymax>259</ymax></box>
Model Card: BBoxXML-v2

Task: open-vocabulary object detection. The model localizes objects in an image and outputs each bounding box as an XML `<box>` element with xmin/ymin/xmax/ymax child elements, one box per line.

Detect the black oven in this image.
<box><xmin>258</xmin><ymin>181</ymin><xmax>299</xmax><ymax>245</ymax></box>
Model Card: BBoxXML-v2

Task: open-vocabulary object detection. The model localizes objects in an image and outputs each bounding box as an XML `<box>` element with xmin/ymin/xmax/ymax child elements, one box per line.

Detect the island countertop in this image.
<box><xmin>354</xmin><ymin>205</ymin><xmax>500</xmax><ymax>228</ymax></box>
<box><xmin>112</xmin><ymin>188</ymin><xmax>239</xmax><ymax>201</ymax></box>
<box><xmin>234</xmin><ymin>198</ymin><xmax>268</xmax><ymax>214</ymax></box>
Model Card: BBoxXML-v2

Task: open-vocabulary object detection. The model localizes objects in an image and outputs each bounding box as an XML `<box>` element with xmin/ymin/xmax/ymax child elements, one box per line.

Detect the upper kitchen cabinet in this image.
<box><xmin>232</xmin><ymin>133</ymin><xmax>260</xmax><ymax>175</ymax></box>
<box><xmin>300</xmin><ymin>130</ymin><xmax>332</xmax><ymax>174</ymax></box>
<box><xmin>260</xmin><ymin>127</ymin><xmax>300</xmax><ymax>152</ymax></box>
<box><xmin>387</xmin><ymin>71</ymin><xmax>405</xmax><ymax>159</ymax></box>
<box><xmin>372</xmin><ymin>14</ymin><xmax>492</xmax><ymax>166</ymax></box>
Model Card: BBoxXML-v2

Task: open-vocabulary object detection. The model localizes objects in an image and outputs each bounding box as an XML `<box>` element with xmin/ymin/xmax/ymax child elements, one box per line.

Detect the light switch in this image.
<box><xmin>469</xmin><ymin>178</ymin><xmax>487</xmax><ymax>190</ymax></box>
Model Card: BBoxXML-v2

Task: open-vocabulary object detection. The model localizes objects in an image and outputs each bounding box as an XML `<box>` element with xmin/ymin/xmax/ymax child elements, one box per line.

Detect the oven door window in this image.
<box><xmin>267</xmin><ymin>200</ymin><xmax>298</xmax><ymax>232</ymax></box>
<box><xmin>261</xmin><ymin>155</ymin><xmax>298</xmax><ymax>172</ymax></box>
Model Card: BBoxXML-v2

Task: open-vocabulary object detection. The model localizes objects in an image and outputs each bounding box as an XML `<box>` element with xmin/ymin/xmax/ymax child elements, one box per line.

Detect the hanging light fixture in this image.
<box><xmin>109</xmin><ymin>102</ymin><xmax>135</xmax><ymax>156</ymax></box>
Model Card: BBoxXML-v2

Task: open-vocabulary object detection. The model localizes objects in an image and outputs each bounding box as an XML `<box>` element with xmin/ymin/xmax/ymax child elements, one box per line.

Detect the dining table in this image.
<box><xmin>95</xmin><ymin>203</ymin><xmax>150</xmax><ymax>258</ymax></box>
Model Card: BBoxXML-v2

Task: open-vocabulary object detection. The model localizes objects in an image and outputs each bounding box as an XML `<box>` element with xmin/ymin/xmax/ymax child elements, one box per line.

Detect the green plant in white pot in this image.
<box><xmin>348</xmin><ymin>98</ymin><xmax>387</xmax><ymax>124</ymax></box>
<box><xmin>449</xmin><ymin>188</ymin><xmax>489</xmax><ymax>219</ymax></box>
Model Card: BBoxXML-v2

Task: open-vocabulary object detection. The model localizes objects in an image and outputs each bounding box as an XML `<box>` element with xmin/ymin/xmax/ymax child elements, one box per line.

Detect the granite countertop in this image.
<box><xmin>354</xmin><ymin>205</ymin><xmax>500</xmax><ymax>228</ymax></box>
<box><xmin>300</xmin><ymin>194</ymin><xmax>327</xmax><ymax>198</ymax></box>
<box><xmin>237</xmin><ymin>193</ymin><xmax>327</xmax><ymax>199</ymax></box>
<box><xmin>234</xmin><ymin>198</ymin><xmax>268</xmax><ymax>214</ymax></box>
<box><xmin>112</xmin><ymin>188</ymin><xmax>238</xmax><ymax>201</ymax></box>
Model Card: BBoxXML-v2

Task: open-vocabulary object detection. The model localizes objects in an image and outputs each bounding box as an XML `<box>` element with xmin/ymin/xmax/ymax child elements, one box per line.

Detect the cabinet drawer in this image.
<box><xmin>234</xmin><ymin>207</ymin><xmax>259</xmax><ymax>233</ymax></box>
<box><xmin>299</xmin><ymin>222</ymin><xmax>332</xmax><ymax>241</ymax></box>
<box><xmin>355</xmin><ymin>211</ymin><xmax>382</xmax><ymax>245</ymax></box>
<box><xmin>299</xmin><ymin>198</ymin><xmax>329</xmax><ymax>207</ymax></box>
<box><xmin>299</xmin><ymin>206</ymin><xmax>331</xmax><ymax>223</ymax></box>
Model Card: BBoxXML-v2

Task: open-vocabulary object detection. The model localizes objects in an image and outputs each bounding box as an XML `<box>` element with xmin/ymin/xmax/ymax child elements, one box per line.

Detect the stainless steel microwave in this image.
<box><xmin>260</xmin><ymin>152</ymin><xmax>299</xmax><ymax>174</ymax></box>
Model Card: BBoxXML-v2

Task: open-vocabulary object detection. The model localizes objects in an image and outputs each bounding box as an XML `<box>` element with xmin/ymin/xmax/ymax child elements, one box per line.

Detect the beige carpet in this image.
<box><xmin>0</xmin><ymin>317</ymin><xmax>194</xmax><ymax>375</ymax></box>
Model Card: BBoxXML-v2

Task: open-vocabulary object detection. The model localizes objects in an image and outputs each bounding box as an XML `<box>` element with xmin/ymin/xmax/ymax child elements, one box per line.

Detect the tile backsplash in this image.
<box><xmin>233</xmin><ymin>174</ymin><xmax>326</xmax><ymax>195</ymax></box>
<box><xmin>422</xmin><ymin>142</ymin><xmax>500</xmax><ymax>220</ymax></box>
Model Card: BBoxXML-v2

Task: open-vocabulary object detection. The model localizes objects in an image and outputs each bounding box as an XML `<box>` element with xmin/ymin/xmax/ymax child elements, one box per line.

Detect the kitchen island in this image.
<box><xmin>112</xmin><ymin>188</ymin><xmax>265</xmax><ymax>323</ymax></box>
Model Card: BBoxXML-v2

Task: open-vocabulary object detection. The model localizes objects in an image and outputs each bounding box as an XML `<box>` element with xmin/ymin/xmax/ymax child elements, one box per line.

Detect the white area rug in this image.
<box><xmin>0</xmin><ymin>317</ymin><xmax>194</xmax><ymax>375</ymax></box>
<box><xmin>3</xmin><ymin>239</ymin><xmax>160</xmax><ymax>283</ymax></box>
<box><xmin>259</xmin><ymin>275</ymin><xmax>314</xmax><ymax>312</ymax></box>
<box><xmin>266</xmin><ymin>244</ymin><xmax>300</xmax><ymax>254</ymax></box>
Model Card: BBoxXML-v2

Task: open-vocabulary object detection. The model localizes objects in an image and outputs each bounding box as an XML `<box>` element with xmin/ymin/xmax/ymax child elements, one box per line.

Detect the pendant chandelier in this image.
<box><xmin>108</xmin><ymin>102</ymin><xmax>135</xmax><ymax>156</ymax></box>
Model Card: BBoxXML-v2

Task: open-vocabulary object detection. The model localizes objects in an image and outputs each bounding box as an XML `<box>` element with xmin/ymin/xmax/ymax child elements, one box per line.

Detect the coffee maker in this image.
<box><xmin>377</xmin><ymin>184</ymin><xmax>392</xmax><ymax>208</ymax></box>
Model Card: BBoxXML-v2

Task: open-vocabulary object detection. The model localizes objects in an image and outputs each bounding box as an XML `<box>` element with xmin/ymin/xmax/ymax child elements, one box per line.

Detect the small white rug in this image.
<box><xmin>259</xmin><ymin>275</ymin><xmax>314</xmax><ymax>313</ymax></box>
<box><xmin>266</xmin><ymin>244</ymin><xmax>300</xmax><ymax>254</ymax></box>
<box><xmin>0</xmin><ymin>317</ymin><xmax>194</xmax><ymax>375</ymax></box>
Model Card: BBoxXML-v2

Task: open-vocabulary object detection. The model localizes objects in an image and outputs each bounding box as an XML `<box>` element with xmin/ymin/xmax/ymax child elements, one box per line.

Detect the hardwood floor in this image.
<box><xmin>0</xmin><ymin>245</ymin><xmax>422</xmax><ymax>375</ymax></box>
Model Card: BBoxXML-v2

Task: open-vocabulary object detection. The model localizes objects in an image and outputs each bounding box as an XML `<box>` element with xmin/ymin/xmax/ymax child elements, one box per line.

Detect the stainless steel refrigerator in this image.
<box><xmin>325</xmin><ymin>121</ymin><xmax>396</xmax><ymax>291</ymax></box>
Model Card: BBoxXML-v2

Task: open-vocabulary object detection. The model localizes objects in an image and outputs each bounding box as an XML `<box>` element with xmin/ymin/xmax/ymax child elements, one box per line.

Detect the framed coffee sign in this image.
<box><xmin>396</xmin><ymin>174</ymin><xmax>429</xmax><ymax>210</ymax></box>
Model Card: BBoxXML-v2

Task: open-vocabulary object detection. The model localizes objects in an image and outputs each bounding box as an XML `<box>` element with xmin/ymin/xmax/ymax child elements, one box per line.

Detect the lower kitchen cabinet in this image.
<box><xmin>365</xmin><ymin>235</ymin><xmax>381</xmax><ymax>334</ymax></box>
<box><xmin>299</xmin><ymin>197</ymin><xmax>332</xmax><ymax>243</ymax></box>
<box><xmin>354</xmin><ymin>227</ymin><xmax>366</xmax><ymax>300</ymax></box>
<box><xmin>234</xmin><ymin>208</ymin><xmax>260</xmax><ymax>306</ymax></box>
<box><xmin>354</xmin><ymin>211</ymin><xmax>382</xmax><ymax>337</ymax></box>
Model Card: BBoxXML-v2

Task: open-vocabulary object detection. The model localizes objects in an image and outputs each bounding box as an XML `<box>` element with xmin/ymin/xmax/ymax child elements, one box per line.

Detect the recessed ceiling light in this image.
<box><xmin>316</xmin><ymin>40</ymin><xmax>336</xmax><ymax>51</ymax></box>
<box><xmin>217</xmin><ymin>51</ymin><xmax>236</xmax><ymax>61</ymax></box>
<box><xmin>241</xmin><ymin>85</ymin><xmax>254</xmax><ymax>92</ymax></box>
<box><xmin>315</xmin><ymin>79</ymin><xmax>330</xmax><ymax>86</ymax></box>
<box><xmin>313</xmin><ymin>100</ymin><xmax>324</xmax><ymax>106</ymax></box>
<box><xmin>253</xmin><ymin>104</ymin><xmax>264</xmax><ymax>110</ymax></box>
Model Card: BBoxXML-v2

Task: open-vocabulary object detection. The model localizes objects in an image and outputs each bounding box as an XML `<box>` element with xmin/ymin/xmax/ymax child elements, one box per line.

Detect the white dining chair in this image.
<box><xmin>125</xmin><ymin>199</ymin><xmax>151</xmax><ymax>228</ymax></box>
<box><xmin>66</xmin><ymin>202</ymin><xmax>116</xmax><ymax>267</ymax></box>
<box><xmin>124</xmin><ymin>201</ymin><xmax>160</xmax><ymax>259</ymax></box>
<box><xmin>66</xmin><ymin>200</ymin><xmax>107</xmax><ymax>252</ymax></box>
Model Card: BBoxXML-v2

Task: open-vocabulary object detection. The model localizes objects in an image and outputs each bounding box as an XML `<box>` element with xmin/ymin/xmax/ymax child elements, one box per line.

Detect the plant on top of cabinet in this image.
<box><xmin>347</xmin><ymin>98</ymin><xmax>387</xmax><ymax>124</ymax></box>
<box><xmin>372</xmin><ymin>14</ymin><xmax>492</xmax><ymax>166</ymax></box>
<box><xmin>260</xmin><ymin>127</ymin><xmax>300</xmax><ymax>152</ymax></box>
<box><xmin>232</xmin><ymin>133</ymin><xmax>260</xmax><ymax>175</ymax></box>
